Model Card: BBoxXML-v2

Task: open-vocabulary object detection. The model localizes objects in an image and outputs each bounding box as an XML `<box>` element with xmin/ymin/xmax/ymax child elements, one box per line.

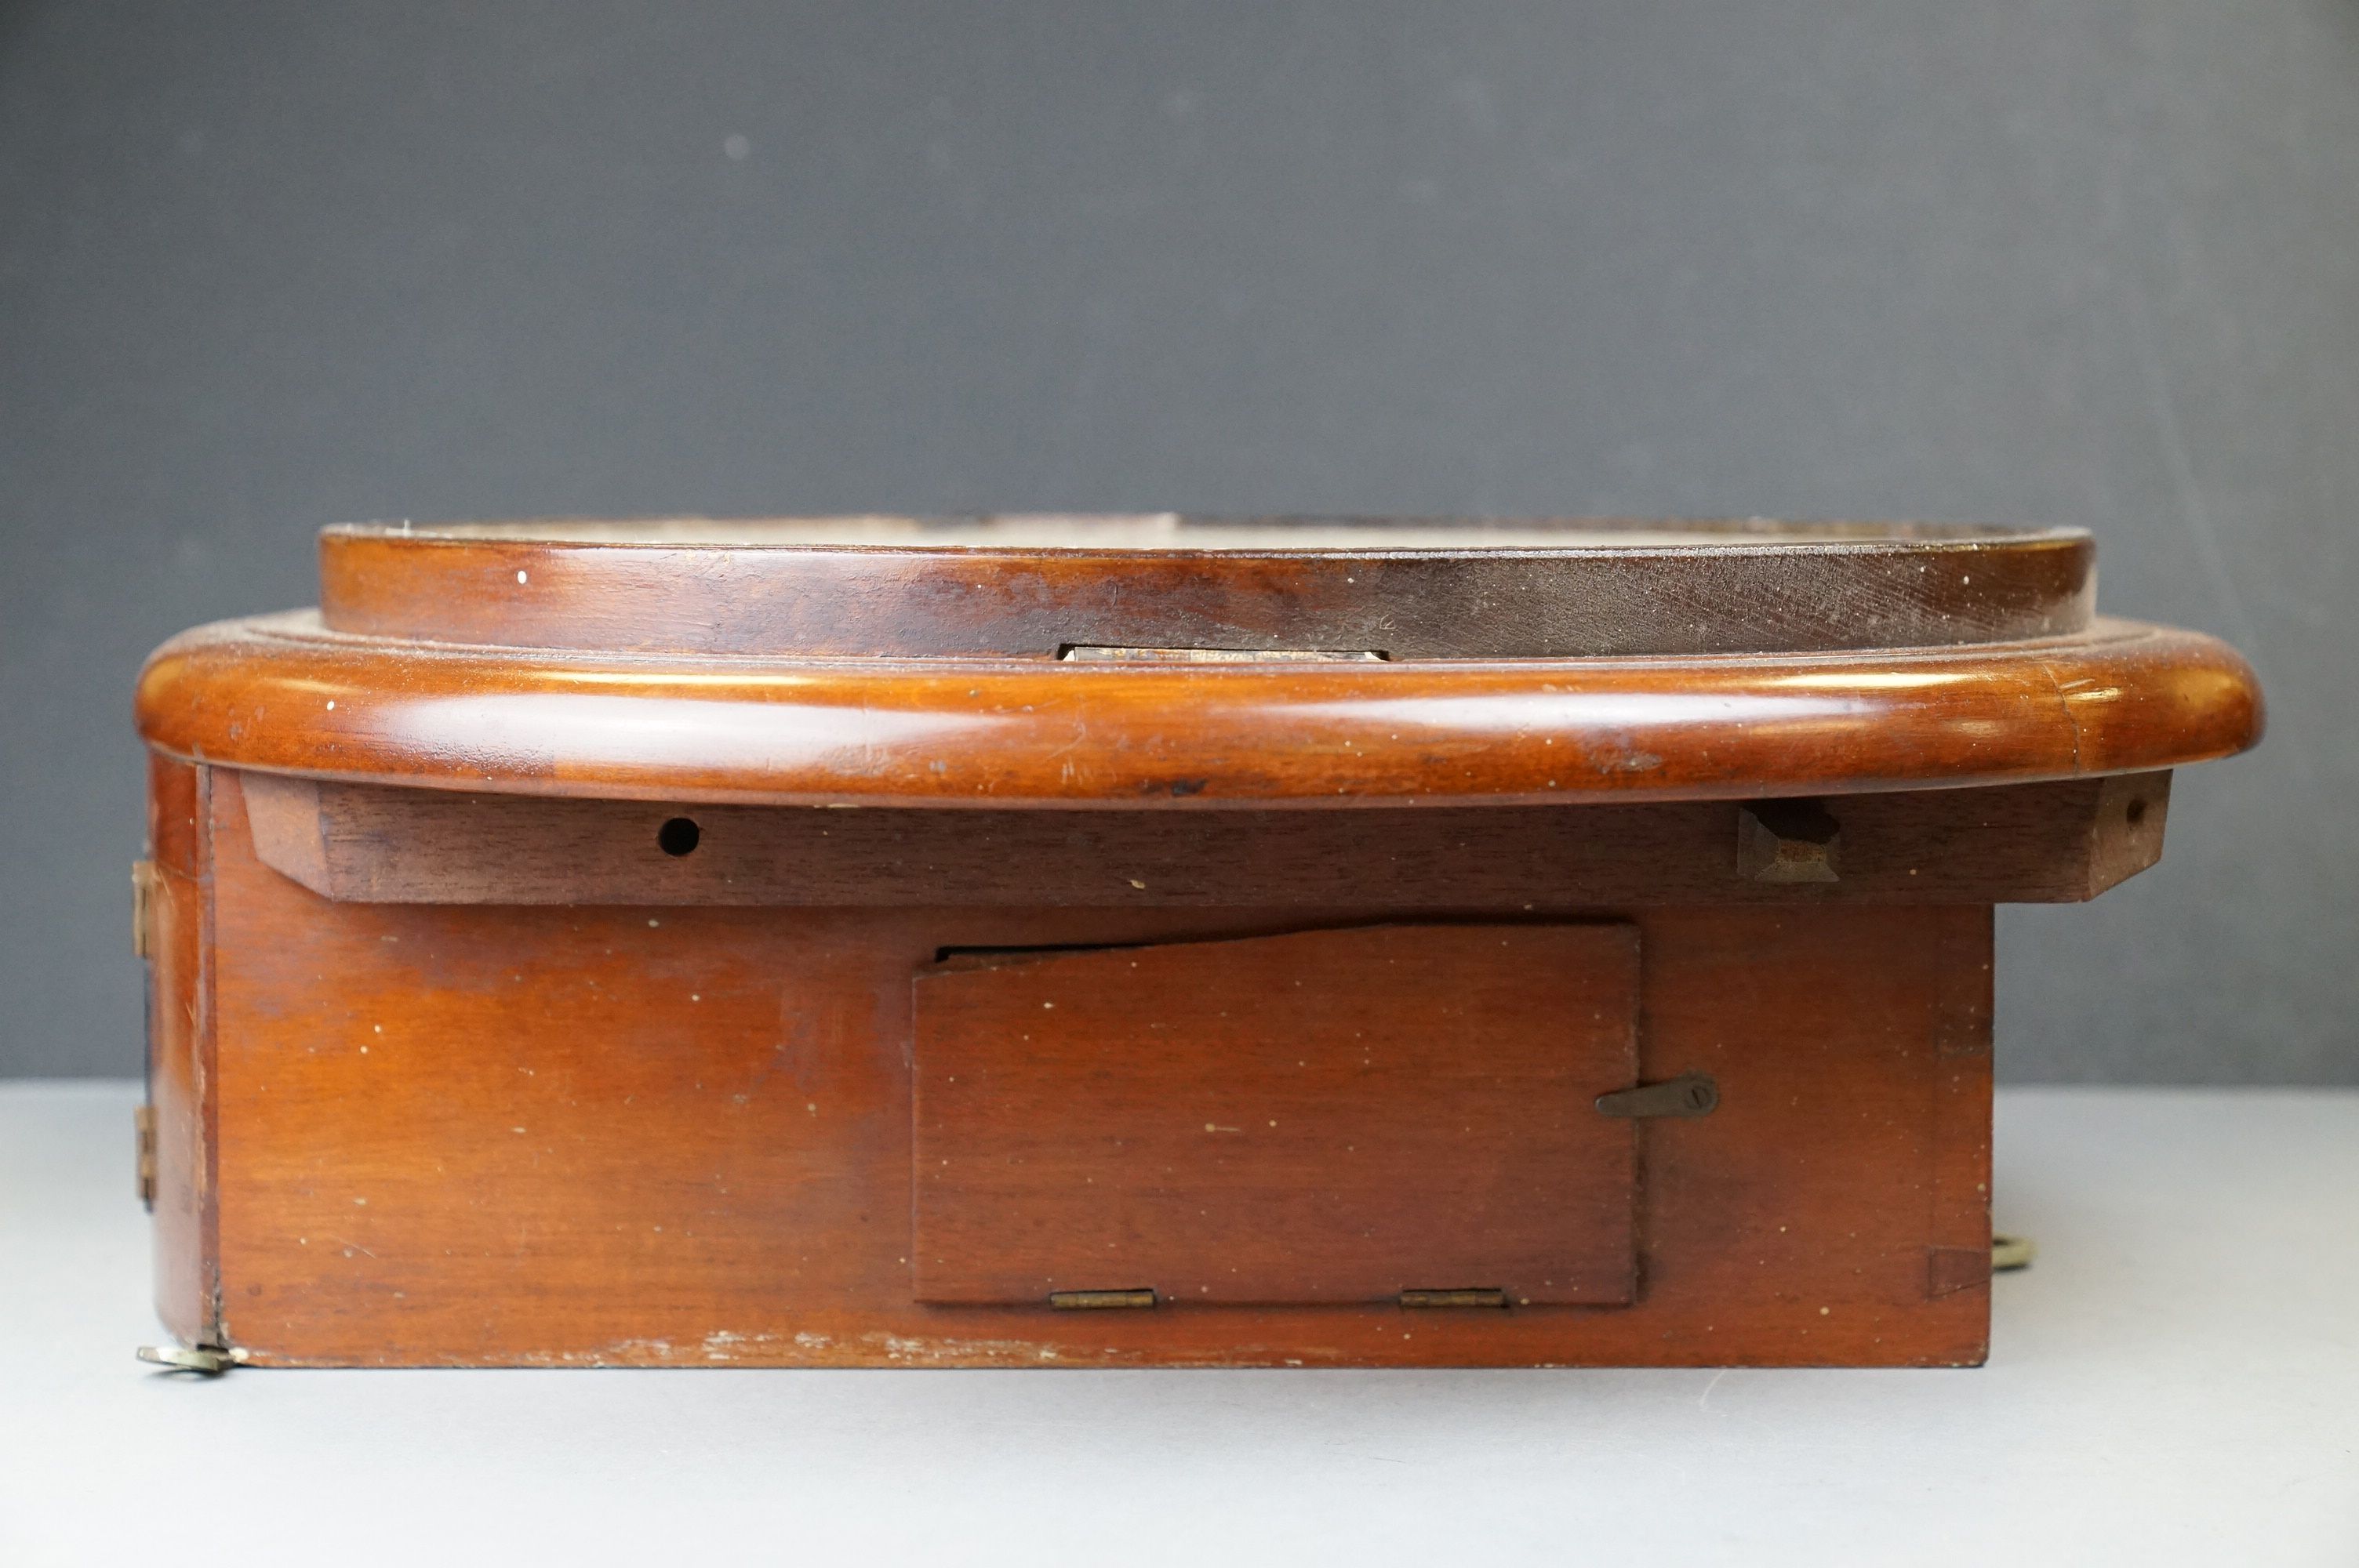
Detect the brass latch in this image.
<box><xmin>135</xmin><ymin>1105</ymin><xmax>157</xmax><ymax>1210</ymax></box>
<box><xmin>1596</xmin><ymin>1072</ymin><xmax>1719</xmax><ymax>1119</ymax></box>
<box><xmin>1049</xmin><ymin>1289</ymin><xmax>1157</xmax><ymax>1310</ymax></box>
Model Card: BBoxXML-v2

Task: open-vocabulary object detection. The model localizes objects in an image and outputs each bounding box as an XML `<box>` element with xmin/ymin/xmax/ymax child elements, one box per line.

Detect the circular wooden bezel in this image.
<box><xmin>317</xmin><ymin>516</ymin><xmax>2096</xmax><ymax>659</ymax></box>
<box><xmin>140</xmin><ymin>614</ymin><xmax>2260</xmax><ymax>808</ymax></box>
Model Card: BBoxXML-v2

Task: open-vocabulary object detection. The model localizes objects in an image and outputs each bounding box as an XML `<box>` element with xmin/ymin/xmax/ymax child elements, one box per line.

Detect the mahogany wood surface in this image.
<box><xmin>195</xmin><ymin>768</ymin><xmax>1994</xmax><ymax>1368</ymax></box>
<box><xmin>238</xmin><ymin>771</ymin><xmax>2171</xmax><ymax>907</ymax></box>
<box><xmin>139</xmin><ymin>615</ymin><xmax>2259</xmax><ymax>808</ymax></box>
<box><xmin>315</xmin><ymin>517</ymin><xmax>2096</xmax><ymax>659</ymax></box>
<box><xmin>911</xmin><ymin>924</ymin><xmax>1642</xmax><ymax>1306</ymax></box>
<box><xmin>130</xmin><ymin>518</ymin><xmax>2252</xmax><ymax>1369</ymax></box>
<box><xmin>142</xmin><ymin>755</ymin><xmax>213</xmax><ymax>1348</ymax></box>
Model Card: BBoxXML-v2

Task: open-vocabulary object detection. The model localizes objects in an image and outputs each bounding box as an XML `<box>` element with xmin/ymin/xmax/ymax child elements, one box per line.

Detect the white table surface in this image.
<box><xmin>3</xmin><ymin>1080</ymin><xmax>2354</xmax><ymax>1566</ymax></box>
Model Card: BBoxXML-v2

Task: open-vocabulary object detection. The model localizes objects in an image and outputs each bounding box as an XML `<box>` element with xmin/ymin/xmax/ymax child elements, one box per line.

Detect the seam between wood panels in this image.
<box><xmin>197</xmin><ymin>764</ymin><xmax>225</xmax><ymax>1347</ymax></box>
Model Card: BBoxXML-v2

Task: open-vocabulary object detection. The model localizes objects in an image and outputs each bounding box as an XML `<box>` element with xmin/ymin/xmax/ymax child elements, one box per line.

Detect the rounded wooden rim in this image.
<box><xmin>140</xmin><ymin>614</ymin><xmax>2262</xmax><ymax>808</ymax></box>
<box><xmin>318</xmin><ymin>517</ymin><xmax>2095</xmax><ymax>659</ymax></box>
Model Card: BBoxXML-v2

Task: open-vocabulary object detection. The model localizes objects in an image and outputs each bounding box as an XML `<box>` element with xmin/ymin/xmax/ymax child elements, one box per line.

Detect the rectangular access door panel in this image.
<box><xmin>912</xmin><ymin>923</ymin><xmax>1641</xmax><ymax>1306</ymax></box>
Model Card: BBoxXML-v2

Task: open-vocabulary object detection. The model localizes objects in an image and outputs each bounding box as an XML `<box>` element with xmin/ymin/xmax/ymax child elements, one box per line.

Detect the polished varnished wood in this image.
<box><xmin>912</xmin><ymin>924</ymin><xmax>1642</xmax><ymax>1306</ymax></box>
<box><xmin>133</xmin><ymin>516</ymin><xmax>2259</xmax><ymax>1371</ymax></box>
<box><xmin>318</xmin><ymin>517</ymin><xmax>2095</xmax><ymax>659</ymax></box>
<box><xmin>138</xmin><ymin>615</ymin><xmax>2257</xmax><ymax>808</ymax></box>
<box><xmin>238</xmin><ymin>771</ymin><xmax>2172</xmax><ymax>907</ymax></box>
<box><xmin>194</xmin><ymin>771</ymin><xmax>1992</xmax><ymax>1367</ymax></box>
<box><xmin>142</xmin><ymin>755</ymin><xmax>213</xmax><ymax>1348</ymax></box>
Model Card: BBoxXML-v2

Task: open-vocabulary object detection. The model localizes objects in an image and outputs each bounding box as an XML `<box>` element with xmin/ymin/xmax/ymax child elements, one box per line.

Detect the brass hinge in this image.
<box><xmin>1049</xmin><ymin>1289</ymin><xmax>1157</xmax><ymax>1309</ymax></box>
<box><xmin>136</xmin><ymin>1344</ymin><xmax>246</xmax><ymax>1375</ymax></box>
<box><xmin>1399</xmin><ymin>1288</ymin><xmax>1509</xmax><ymax>1309</ymax></box>
<box><xmin>135</xmin><ymin>1105</ymin><xmax>157</xmax><ymax>1210</ymax></box>
<box><xmin>130</xmin><ymin>860</ymin><xmax>160</xmax><ymax>960</ymax></box>
<box><xmin>1596</xmin><ymin>1072</ymin><xmax>1719</xmax><ymax>1119</ymax></box>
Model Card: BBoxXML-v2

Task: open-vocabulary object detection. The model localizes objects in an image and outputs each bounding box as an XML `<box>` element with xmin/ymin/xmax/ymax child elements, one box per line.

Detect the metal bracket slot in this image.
<box><xmin>1595</xmin><ymin>1072</ymin><xmax>1719</xmax><ymax>1120</ymax></box>
<box><xmin>1737</xmin><ymin>799</ymin><xmax>1842</xmax><ymax>884</ymax></box>
<box><xmin>1058</xmin><ymin>645</ymin><xmax>1387</xmax><ymax>663</ymax></box>
<box><xmin>1048</xmin><ymin>1289</ymin><xmax>1158</xmax><ymax>1310</ymax></box>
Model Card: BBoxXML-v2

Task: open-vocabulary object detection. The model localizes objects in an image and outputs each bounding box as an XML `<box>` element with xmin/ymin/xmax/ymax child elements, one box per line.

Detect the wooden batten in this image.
<box><xmin>238</xmin><ymin>770</ymin><xmax>2172</xmax><ymax>909</ymax></box>
<box><xmin>2085</xmin><ymin>771</ymin><xmax>2173</xmax><ymax>897</ymax></box>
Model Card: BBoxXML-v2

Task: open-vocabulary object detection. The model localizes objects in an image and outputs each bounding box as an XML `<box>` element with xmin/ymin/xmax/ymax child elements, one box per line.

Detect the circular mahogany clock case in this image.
<box><xmin>131</xmin><ymin>516</ymin><xmax>2263</xmax><ymax>1374</ymax></box>
<box><xmin>138</xmin><ymin>515</ymin><xmax>2259</xmax><ymax>807</ymax></box>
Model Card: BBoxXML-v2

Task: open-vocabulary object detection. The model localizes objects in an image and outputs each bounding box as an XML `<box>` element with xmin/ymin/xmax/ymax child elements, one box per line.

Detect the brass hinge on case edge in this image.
<box><xmin>131</xmin><ymin>859</ymin><xmax>159</xmax><ymax>960</ymax></box>
<box><xmin>1595</xmin><ymin>1072</ymin><xmax>1719</xmax><ymax>1119</ymax></box>
<box><xmin>134</xmin><ymin>1105</ymin><xmax>156</xmax><ymax>1210</ymax></box>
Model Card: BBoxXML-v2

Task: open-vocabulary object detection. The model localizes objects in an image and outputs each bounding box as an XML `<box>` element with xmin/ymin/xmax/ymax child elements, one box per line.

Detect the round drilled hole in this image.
<box><xmin>2125</xmin><ymin>798</ymin><xmax>2148</xmax><ymax>827</ymax></box>
<box><xmin>657</xmin><ymin>816</ymin><xmax>701</xmax><ymax>857</ymax></box>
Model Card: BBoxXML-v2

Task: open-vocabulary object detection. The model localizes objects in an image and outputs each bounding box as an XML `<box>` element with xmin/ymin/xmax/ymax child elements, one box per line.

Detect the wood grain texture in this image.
<box><xmin>911</xmin><ymin>924</ymin><xmax>1641</xmax><ymax>1306</ymax></box>
<box><xmin>133</xmin><ymin>518</ymin><xmax>2248</xmax><ymax>1367</ymax></box>
<box><xmin>1926</xmin><ymin>909</ymin><xmax>1996</xmax><ymax>1300</ymax></box>
<box><xmin>235</xmin><ymin>771</ymin><xmax>2172</xmax><ymax>908</ymax></box>
<box><xmin>314</xmin><ymin>517</ymin><xmax>2095</xmax><ymax>659</ymax></box>
<box><xmin>198</xmin><ymin>769</ymin><xmax>1994</xmax><ymax>1368</ymax></box>
<box><xmin>138</xmin><ymin>615</ymin><xmax>2260</xmax><ymax>808</ymax></box>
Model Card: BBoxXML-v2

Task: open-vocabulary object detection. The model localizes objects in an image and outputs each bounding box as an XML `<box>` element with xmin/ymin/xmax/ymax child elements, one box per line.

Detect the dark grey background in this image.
<box><xmin>2</xmin><ymin>2</ymin><xmax>2350</xmax><ymax>1080</ymax></box>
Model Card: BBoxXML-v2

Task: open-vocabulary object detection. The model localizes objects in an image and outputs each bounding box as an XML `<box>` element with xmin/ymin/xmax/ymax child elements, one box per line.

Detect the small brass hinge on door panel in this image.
<box><xmin>1049</xmin><ymin>1289</ymin><xmax>1158</xmax><ymax>1310</ymax></box>
<box><xmin>1399</xmin><ymin>1288</ymin><xmax>1510</xmax><ymax>1308</ymax></box>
